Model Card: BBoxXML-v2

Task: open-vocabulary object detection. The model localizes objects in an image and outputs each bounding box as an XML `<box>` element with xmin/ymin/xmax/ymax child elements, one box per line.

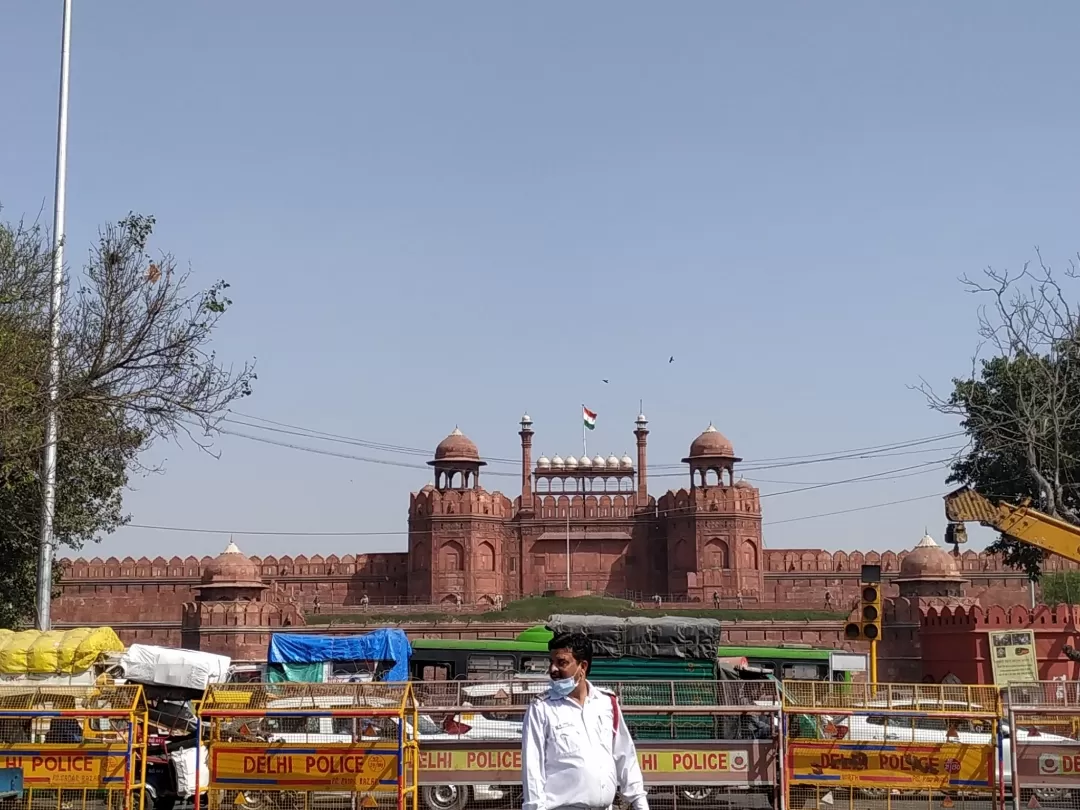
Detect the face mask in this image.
<box><xmin>550</xmin><ymin>676</ymin><xmax>576</xmax><ymax>698</ymax></box>
<box><xmin>550</xmin><ymin>665</ymin><xmax>581</xmax><ymax>698</ymax></box>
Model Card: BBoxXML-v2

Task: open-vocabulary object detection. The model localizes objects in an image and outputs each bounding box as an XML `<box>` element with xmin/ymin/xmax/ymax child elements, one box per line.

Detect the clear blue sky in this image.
<box><xmin>3</xmin><ymin>1</ymin><xmax>1078</xmax><ymax>561</ymax></box>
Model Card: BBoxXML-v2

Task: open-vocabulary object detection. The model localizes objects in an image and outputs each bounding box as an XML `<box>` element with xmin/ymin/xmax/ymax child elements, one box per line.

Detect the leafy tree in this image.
<box><xmin>0</xmin><ymin>210</ymin><xmax>255</xmax><ymax>627</ymax></box>
<box><xmin>922</xmin><ymin>252</ymin><xmax>1080</xmax><ymax>579</ymax></box>
<box><xmin>1040</xmin><ymin>571</ymin><xmax>1080</xmax><ymax>606</ymax></box>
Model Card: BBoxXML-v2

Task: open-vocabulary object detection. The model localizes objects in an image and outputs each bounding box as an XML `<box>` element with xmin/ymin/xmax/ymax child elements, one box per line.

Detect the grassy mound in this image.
<box><xmin>304</xmin><ymin>595</ymin><xmax>846</xmax><ymax>626</ymax></box>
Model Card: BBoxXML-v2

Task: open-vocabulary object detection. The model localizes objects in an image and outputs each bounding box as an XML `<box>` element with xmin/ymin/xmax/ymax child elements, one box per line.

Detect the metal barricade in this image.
<box><xmin>782</xmin><ymin>681</ymin><xmax>1003</xmax><ymax>810</ymax></box>
<box><xmin>411</xmin><ymin>679</ymin><xmax>781</xmax><ymax>810</ymax></box>
<box><xmin>1006</xmin><ymin>681</ymin><xmax>1080</xmax><ymax>810</ymax></box>
<box><xmin>197</xmin><ymin>682</ymin><xmax>418</xmax><ymax>810</ymax></box>
<box><xmin>0</xmin><ymin>683</ymin><xmax>148</xmax><ymax>810</ymax></box>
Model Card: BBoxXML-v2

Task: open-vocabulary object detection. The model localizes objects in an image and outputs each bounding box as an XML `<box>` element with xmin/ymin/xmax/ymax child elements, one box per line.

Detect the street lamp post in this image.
<box><xmin>37</xmin><ymin>0</ymin><xmax>73</xmax><ymax>631</ymax></box>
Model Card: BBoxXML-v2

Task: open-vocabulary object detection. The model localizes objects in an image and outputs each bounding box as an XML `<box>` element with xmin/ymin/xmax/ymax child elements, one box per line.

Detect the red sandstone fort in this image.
<box><xmin>52</xmin><ymin>416</ymin><xmax>1080</xmax><ymax>673</ymax></box>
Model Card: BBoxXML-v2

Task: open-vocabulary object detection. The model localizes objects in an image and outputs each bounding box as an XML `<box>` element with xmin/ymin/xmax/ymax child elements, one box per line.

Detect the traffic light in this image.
<box><xmin>844</xmin><ymin>565</ymin><xmax>883</xmax><ymax>642</ymax></box>
<box><xmin>860</xmin><ymin>583</ymin><xmax>882</xmax><ymax>640</ymax></box>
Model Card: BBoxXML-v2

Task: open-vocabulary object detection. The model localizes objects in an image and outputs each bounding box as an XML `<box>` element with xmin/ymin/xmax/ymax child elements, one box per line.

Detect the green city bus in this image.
<box><xmin>409</xmin><ymin>625</ymin><xmax>837</xmax><ymax>681</ymax></box>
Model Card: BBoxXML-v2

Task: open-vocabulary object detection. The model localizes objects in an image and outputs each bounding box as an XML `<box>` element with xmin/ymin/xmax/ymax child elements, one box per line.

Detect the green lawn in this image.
<box><xmin>304</xmin><ymin>595</ymin><xmax>847</xmax><ymax>626</ymax></box>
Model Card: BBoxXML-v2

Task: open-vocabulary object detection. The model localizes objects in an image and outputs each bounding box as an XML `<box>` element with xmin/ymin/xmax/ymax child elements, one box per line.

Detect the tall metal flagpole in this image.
<box><xmin>566</xmin><ymin>508</ymin><xmax>571</xmax><ymax>590</ymax></box>
<box><xmin>37</xmin><ymin>0</ymin><xmax>74</xmax><ymax>631</ymax></box>
<box><xmin>572</xmin><ymin>405</ymin><xmax>584</xmax><ymax>591</ymax></box>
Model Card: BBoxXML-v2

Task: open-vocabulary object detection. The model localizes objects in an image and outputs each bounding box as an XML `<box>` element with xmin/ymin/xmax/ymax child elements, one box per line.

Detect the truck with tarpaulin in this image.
<box><xmin>265</xmin><ymin>628</ymin><xmax>412</xmax><ymax>683</ymax></box>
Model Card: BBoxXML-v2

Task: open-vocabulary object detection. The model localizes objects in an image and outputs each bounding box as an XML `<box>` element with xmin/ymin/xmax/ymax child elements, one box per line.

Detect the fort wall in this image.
<box><xmin>55</xmin><ymin>545</ymin><xmax>1064</xmax><ymax>627</ymax></box>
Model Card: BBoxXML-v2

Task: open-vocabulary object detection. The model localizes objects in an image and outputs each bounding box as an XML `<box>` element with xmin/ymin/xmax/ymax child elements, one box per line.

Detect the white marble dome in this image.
<box><xmin>551</xmin><ymin>455</ymin><xmax>565</xmax><ymax>470</ymax></box>
<box><xmin>537</xmin><ymin>455</ymin><xmax>551</xmax><ymax>469</ymax></box>
<box><xmin>565</xmin><ymin>455</ymin><xmax>579</xmax><ymax>468</ymax></box>
<box><xmin>620</xmin><ymin>454</ymin><xmax>634</xmax><ymax>469</ymax></box>
<box><xmin>607</xmin><ymin>454</ymin><xmax>620</xmax><ymax>469</ymax></box>
<box><xmin>578</xmin><ymin>454</ymin><xmax>592</xmax><ymax>468</ymax></box>
<box><xmin>593</xmin><ymin>454</ymin><xmax>607</xmax><ymax>469</ymax></box>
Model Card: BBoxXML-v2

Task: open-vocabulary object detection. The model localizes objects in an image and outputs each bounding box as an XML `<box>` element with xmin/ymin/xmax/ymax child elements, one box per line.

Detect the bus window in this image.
<box><xmin>421</xmin><ymin>664</ymin><xmax>451</xmax><ymax>681</ymax></box>
<box><xmin>521</xmin><ymin>657</ymin><xmax>548</xmax><ymax>674</ymax></box>
<box><xmin>467</xmin><ymin>655</ymin><xmax>516</xmax><ymax>679</ymax></box>
<box><xmin>782</xmin><ymin>663</ymin><xmax>825</xmax><ymax>680</ymax></box>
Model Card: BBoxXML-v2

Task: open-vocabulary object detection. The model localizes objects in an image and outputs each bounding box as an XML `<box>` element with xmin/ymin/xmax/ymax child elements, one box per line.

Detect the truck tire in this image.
<box><xmin>676</xmin><ymin>787</ymin><xmax>716</xmax><ymax>803</ymax></box>
<box><xmin>422</xmin><ymin>784</ymin><xmax>469</xmax><ymax>810</ymax></box>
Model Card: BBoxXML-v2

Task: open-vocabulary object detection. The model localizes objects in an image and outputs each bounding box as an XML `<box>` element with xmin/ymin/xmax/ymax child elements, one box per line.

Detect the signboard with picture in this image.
<box><xmin>987</xmin><ymin>629</ymin><xmax>1039</xmax><ymax>685</ymax></box>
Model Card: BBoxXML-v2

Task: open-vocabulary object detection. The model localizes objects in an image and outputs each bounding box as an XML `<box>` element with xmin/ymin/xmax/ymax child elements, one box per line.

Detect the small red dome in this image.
<box><xmin>895</xmin><ymin>535</ymin><xmax>965</xmax><ymax>581</ymax></box>
<box><xmin>201</xmin><ymin>541</ymin><xmax>265</xmax><ymax>589</ymax></box>
<box><xmin>686</xmin><ymin>424</ymin><xmax>736</xmax><ymax>459</ymax></box>
<box><xmin>433</xmin><ymin>427</ymin><xmax>481</xmax><ymax>463</ymax></box>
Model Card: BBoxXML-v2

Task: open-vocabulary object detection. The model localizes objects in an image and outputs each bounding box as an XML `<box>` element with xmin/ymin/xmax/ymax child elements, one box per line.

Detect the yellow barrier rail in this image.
<box><xmin>782</xmin><ymin>680</ymin><xmax>1001</xmax><ymax>716</ymax></box>
<box><xmin>1006</xmin><ymin>682</ymin><xmax>1080</xmax><ymax>810</ymax></box>
<box><xmin>406</xmin><ymin>679</ymin><xmax>782</xmax><ymax>810</ymax></box>
<box><xmin>784</xmin><ymin>680</ymin><xmax>1003</xmax><ymax>810</ymax></box>
<box><xmin>0</xmin><ymin>683</ymin><xmax>148</xmax><ymax>810</ymax></box>
<box><xmin>198</xmin><ymin>682</ymin><xmax>418</xmax><ymax>810</ymax></box>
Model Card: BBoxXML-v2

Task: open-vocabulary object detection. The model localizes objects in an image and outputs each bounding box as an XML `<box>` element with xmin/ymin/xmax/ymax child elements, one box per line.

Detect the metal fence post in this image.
<box><xmin>1008</xmin><ymin>698</ymin><xmax>1020</xmax><ymax>810</ymax></box>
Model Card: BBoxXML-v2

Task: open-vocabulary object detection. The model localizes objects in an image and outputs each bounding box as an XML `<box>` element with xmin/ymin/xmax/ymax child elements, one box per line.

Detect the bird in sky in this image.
<box><xmin>602</xmin><ymin>379</ymin><xmax>609</xmax><ymax>384</ymax></box>
<box><xmin>669</xmin><ymin>356</ymin><xmax>675</xmax><ymax>363</ymax></box>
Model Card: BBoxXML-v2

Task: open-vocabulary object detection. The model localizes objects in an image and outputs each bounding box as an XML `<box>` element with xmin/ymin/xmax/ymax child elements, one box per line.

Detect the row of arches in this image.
<box><xmin>436</xmin><ymin>593</ymin><xmax>499</xmax><ymax>606</ymax></box>
<box><xmin>534</xmin><ymin>477</ymin><xmax>636</xmax><ymax>494</ymax></box>
<box><xmin>414</xmin><ymin>537</ymin><xmax>763</xmax><ymax>574</ymax></box>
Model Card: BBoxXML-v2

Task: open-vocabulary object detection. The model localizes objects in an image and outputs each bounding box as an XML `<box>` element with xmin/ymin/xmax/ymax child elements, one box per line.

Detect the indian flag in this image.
<box><xmin>583</xmin><ymin>405</ymin><xmax>597</xmax><ymax>430</ymax></box>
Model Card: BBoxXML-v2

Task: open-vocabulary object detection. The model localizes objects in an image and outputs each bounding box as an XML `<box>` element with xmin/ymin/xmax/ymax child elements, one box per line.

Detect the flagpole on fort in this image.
<box><xmin>566</xmin><ymin>508</ymin><xmax>571</xmax><ymax>590</ymax></box>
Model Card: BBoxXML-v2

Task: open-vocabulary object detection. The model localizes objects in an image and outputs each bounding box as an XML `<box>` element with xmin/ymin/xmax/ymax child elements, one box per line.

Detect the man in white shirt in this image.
<box><xmin>521</xmin><ymin>632</ymin><xmax>649</xmax><ymax>810</ymax></box>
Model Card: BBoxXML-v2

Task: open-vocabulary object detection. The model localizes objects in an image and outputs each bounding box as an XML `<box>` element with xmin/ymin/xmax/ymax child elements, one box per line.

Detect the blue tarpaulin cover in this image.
<box><xmin>268</xmin><ymin>629</ymin><xmax>411</xmax><ymax>682</ymax></box>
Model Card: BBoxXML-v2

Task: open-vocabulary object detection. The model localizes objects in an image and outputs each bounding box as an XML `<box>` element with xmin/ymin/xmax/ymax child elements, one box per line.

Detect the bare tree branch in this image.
<box><xmin>917</xmin><ymin>251</ymin><xmax>1080</xmax><ymax>576</ymax></box>
<box><xmin>0</xmin><ymin>208</ymin><xmax>256</xmax><ymax>627</ymax></box>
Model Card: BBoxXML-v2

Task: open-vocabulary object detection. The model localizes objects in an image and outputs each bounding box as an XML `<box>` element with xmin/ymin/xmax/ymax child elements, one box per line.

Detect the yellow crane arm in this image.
<box><xmin>944</xmin><ymin>486</ymin><xmax>1080</xmax><ymax>564</ymax></box>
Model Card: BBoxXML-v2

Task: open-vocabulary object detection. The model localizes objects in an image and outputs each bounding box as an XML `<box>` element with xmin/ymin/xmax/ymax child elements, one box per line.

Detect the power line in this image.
<box><xmin>214</xmin><ymin>423</ymin><xmax>952</xmax><ymax>498</ymax></box>
<box><xmin>653</xmin><ymin>445</ymin><xmax>963</xmax><ymax>476</ymax></box>
<box><xmin>226</xmin><ymin>412</ymin><xmax>520</xmax><ymax>464</ymax></box>
<box><xmin>712</xmin><ymin>436</ymin><xmax>963</xmax><ymax>473</ymax></box>
<box><xmin>224</xmin><ymin>416</ymin><xmax>441</xmax><ymax>461</ymax></box>
<box><xmin>126</xmin><ymin>488</ymin><xmax>950</xmax><ymax>540</ymax></box>
<box><xmin>751</xmin><ymin>466</ymin><xmax>951</xmax><ymax>486</ymax></box>
<box><xmin>228</xmin><ymin>409</ymin><xmax>961</xmax><ymax>469</ymax></box>
<box><xmin>762</xmin><ymin>492</ymin><xmax>946</xmax><ymax>526</ymax></box>
<box><xmin>224</xmin><ymin>410</ymin><xmax>961</xmax><ymax>476</ymax></box>
<box><xmin>121</xmin><ymin>480</ymin><xmax>951</xmax><ymax>540</ymax></box>
<box><xmin>215</xmin><ymin>425</ymin><xmax>493</xmax><ymax>473</ymax></box>
<box><xmin>125</xmin><ymin>523</ymin><xmax>400</xmax><ymax>537</ymax></box>
<box><xmin>706</xmin><ymin>432</ymin><xmax>961</xmax><ymax>466</ymax></box>
<box><xmin>756</xmin><ymin>460</ymin><xmax>948</xmax><ymax>498</ymax></box>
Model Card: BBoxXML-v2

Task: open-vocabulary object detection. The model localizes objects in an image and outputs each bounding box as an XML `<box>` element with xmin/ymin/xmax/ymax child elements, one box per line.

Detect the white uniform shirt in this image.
<box><xmin>521</xmin><ymin>682</ymin><xmax>649</xmax><ymax>810</ymax></box>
